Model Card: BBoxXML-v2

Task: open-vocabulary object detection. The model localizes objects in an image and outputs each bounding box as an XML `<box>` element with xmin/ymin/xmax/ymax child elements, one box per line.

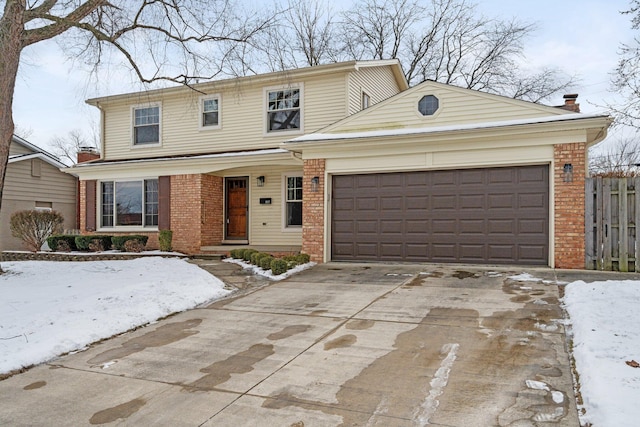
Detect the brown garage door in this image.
<box><xmin>331</xmin><ymin>165</ymin><xmax>549</xmax><ymax>265</ymax></box>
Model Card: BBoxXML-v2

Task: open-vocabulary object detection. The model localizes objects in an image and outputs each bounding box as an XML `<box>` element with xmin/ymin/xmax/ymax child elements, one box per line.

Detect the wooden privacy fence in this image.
<box><xmin>585</xmin><ymin>177</ymin><xmax>640</xmax><ymax>271</ymax></box>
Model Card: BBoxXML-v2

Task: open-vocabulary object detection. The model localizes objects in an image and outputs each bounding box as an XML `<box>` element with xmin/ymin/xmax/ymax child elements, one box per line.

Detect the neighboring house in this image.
<box><xmin>2</xmin><ymin>135</ymin><xmax>78</xmax><ymax>251</ymax></box>
<box><xmin>66</xmin><ymin>60</ymin><xmax>611</xmax><ymax>269</ymax></box>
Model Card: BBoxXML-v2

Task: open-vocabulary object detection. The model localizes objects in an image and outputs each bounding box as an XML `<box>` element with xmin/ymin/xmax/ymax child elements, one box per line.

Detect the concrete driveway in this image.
<box><xmin>0</xmin><ymin>262</ymin><xmax>583</xmax><ymax>426</ymax></box>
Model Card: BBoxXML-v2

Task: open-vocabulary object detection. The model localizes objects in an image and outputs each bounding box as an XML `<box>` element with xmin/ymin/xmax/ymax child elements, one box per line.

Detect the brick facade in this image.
<box><xmin>170</xmin><ymin>174</ymin><xmax>223</xmax><ymax>254</ymax></box>
<box><xmin>302</xmin><ymin>159</ymin><xmax>326</xmax><ymax>262</ymax></box>
<box><xmin>78</xmin><ymin>173</ymin><xmax>223</xmax><ymax>254</ymax></box>
<box><xmin>553</xmin><ymin>142</ymin><xmax>586</xmax><ymax>269</ymax></box>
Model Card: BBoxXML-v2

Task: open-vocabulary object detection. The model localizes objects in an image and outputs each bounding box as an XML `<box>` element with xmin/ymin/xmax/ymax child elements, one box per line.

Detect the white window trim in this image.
<box><xmin>264</xmin><ymin>83</ymin><xmax>304</xmax><ymax>137</ymax></box>
<box><xmin>414</xmin><ymin>93</ymin><xmax>442</xmax><ymax>120</ymax></box>
<box><xmin>131</xmin><ymin>103</ymin><xmax>162</xmax><ymax>148</ymax></box>
<box><xmin>281</xmin><ymin>172</ymin><xmax>303</xmax><ymax>232</ymax></box>
<box><xmin>362</xmin><ymin>91</ymin><xmax>370</xmax><ymax>110</ymax></box>
<box><xmin>97</xmin><ymin>178</ymin><xmax>159</xmax><ymax>232</ymax></box>
<box><xmin>199</xmin><ymin>94</ymin><xmax>222</xmax><ymax>130</ymax></box>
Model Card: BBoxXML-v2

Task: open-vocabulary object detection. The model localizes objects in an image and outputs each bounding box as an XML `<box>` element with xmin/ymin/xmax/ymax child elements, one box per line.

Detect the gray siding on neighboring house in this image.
<box><xmin>1</xmin><ymin>157</ymin><xmax>77</xmax><ymax>251</ymax></box>
<box><xmin>9</xmin><ymin>143</ymin><xmax>33</xmax><ymax>156</ymax></box>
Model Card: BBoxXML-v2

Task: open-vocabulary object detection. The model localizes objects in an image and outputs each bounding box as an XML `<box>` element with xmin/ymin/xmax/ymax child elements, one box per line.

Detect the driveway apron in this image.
<box><xmin>0</xmin><ymin>263</ymin><xmax>578</xmax><ymax>426</ymax></box>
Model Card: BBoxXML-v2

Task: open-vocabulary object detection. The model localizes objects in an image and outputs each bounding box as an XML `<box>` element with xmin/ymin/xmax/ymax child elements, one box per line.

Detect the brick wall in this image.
<box><xmin>554</xmin><ymin>143</ymin><xmax>586</xmax><ymax>269</ymax></box>
<box><xmin>79</xmin><ymin>180</ymin><xmax>87</xmax><ymax>232</ymax></box>
<box><xmin>201</xmin><ymin>174</ymin><xmax>223</xmax><ymax>246</ymax></box>
<box><xmin>302</xmin><ymin>159</ymin><xmax>326</xmax><ymax>262</ymax></box>
<box><xmin>170</xmin><ymin>174</ymin><xmax>203</xmax><ymax>254</ymax></box>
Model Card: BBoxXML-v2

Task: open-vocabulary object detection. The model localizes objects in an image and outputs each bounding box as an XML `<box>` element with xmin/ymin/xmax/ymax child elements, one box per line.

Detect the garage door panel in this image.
<box><xmin>331</xmin><ymin>165</ymin><xmax>548</xmax><ymax>264</ymax></box>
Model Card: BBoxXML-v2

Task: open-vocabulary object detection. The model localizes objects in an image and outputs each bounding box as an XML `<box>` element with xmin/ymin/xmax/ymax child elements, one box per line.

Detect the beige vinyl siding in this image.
<box><xmin>101</xmin><ymin>73</ymin><xmax>349</xmax><ymax>161</ymax></box>
<box><xmin>9</xmin><ymin>142</ymin><xmax>33</xmax><ymax>156</ymax></box>
<box><xmin>5</xmin><ymin>160</ymin><xmax>77</xmax><ymax>203</ymax></box>
<box><xmin>327</xmin><ymin>82</ymin><xmax>569</xmax><ymax>134</ymax></box>
<box><xmin>347</xmin><ymin>66</ymin><xmax>402</xmax><ymax>115</ymax></box>
<box><xmin>220</xmin><ymin>165</ymin><xmax>303</xmax><ymax>246</ymax></box>
<box><xmin>2</xmin><ymin>161</ymin><xmax>77</xmax><ymax>251</ymax></box>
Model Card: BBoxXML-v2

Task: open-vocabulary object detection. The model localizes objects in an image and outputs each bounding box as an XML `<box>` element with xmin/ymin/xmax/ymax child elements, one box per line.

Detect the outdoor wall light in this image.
<box><xmin>563</xmin><ymin>163</ymin><xmax>573</xmax><ymax>183</ymax></box>
<box><xmin>311</xmin><ymin>176</ymin><xmax>320</xmax><ymax>192</ymax></box>
<box><xmin>257</xmin><ymin>175</ymin><xmax>265</xmax><ymax>187</ymax></box>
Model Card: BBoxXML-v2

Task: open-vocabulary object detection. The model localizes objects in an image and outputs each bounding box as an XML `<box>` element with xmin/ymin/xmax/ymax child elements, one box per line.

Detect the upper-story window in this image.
<box><xmin>362</xmin><ymin>92</ymin><xmax>370</xmax><ymax>109</ymax></box>
<box><xmin>267</xmin><ymin>87</ymin><xmax>301</xmax><ymax>133</ymax></box>
<box><xmin>200</xmin><ymin>95</ymin><xmax>220</xmax><ymax>129</ymax></box>
<box><xmin>418</xmin><ymin>95</ymin><xmax>439</xmax><ymax>116</ymax></box>
<box><xmin>133</xmin><ymin>105</ymin><xmax>160</xmax><ymax>145</ymax></box>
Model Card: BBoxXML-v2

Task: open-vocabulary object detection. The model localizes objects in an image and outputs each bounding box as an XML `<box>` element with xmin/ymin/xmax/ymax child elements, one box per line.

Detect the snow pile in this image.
<box><xmin>0</xmin><ymin>258</ymin><xmax>230</xmax><ymax>374</ymax></box>
<box><xmin>563</xmin><ymin>280</ymin><xmax>640</xmax><ymax>427</ymax></box>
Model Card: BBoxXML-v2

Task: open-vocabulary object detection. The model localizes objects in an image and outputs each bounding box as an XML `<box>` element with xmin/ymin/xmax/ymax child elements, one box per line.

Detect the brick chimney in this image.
<box><xmin>77</xmin><ymin>146</ymin><xmax>100</xmax><ymax>163</ymax></box>
<box><xmin>558</xmin><ymin>94</ymin><xmax>580</xmax><ymax>113</ymax></box>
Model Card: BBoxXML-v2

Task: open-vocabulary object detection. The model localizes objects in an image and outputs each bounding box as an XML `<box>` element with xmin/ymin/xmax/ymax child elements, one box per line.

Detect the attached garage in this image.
<box><xmin>331</xmin><ymin>165</ymin><xmax>549</xmax><ymax>265</ymax></box>
<box><xmin>288</xmin><ymin>79</ymin><xmax>612</xmax><ymax>268</ymax></box>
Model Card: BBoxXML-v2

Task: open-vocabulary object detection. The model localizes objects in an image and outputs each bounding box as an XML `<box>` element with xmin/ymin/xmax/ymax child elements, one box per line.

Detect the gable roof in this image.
<box><xmin>86</xmin><ymin>59</ymin><xmax>408</xmax><ymax>106</ymax></box>
<box><xmin>312</xmin><ymin>79</ymin><xmax>586</xmax><ymax>136</ymax></box>
<box><xmin>10</xmin><ymin>135</ymin><xmax>67</xmax><ymax>169</ymax></box>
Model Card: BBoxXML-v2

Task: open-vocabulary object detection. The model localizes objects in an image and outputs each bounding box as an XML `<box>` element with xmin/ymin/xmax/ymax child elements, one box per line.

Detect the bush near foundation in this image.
<box><xmin>75</xmin><ymin>235</ymin><xmax>113</xmax><ymax>252</ymax></box>
<box><xmin>270</xmin><ymin>259</ymin><xmax>288</xmax><ymax>275</ymax></box>
<box><xmin>111</xmin><ymin>235</ymin><xmax>148</xmax><ymax>251</ymax></box>
<box><xmin>47</xmin><ymin>235</ymin><xmax>78</xmax><ymax>252</ymax></box>
<box><xmin>10</xmin><ymin>210</ymin><xmax>64</xmax><ymax>252</ymax></box>
<box><xmin>159</xmin><ymin>230</ymin><xmax>173</xmax><ymax>251</ymax></box>
<box><xmin>229</xmin><ymin>250</ymin><xmax>311</xmax><ymax>275</ymax></box>
<box><xmin>259</xmin><ymin>255</ymin><xmax>274</xmax><ymax>270</ymax></box>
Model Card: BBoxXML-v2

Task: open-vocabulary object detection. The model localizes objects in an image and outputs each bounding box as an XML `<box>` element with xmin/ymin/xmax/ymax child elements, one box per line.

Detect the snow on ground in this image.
<box><xmin>0</xmin><ymin>257</ymin><xmax>230</xmax><ymax>375</ymax></box>
<box><xmin>563</xmin><ymin>280</ymin><xmax>640</xmax><ymax>427</ymax></box>
<box><xmin>223</xmin><ymin>258</ymin><xmax>315</xmax><ymax>280</ymax></box>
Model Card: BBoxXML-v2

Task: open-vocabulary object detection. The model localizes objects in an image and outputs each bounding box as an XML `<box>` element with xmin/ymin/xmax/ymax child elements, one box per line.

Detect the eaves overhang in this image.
<box><xmin>62</xmin><ymin>148</ymin><xmax>301</xmax><ymax>180</ymax></box>
<box><xmin>282</xmin><ymin>113</ymin><xmax>612</xmax><ymax>157</ymax></box>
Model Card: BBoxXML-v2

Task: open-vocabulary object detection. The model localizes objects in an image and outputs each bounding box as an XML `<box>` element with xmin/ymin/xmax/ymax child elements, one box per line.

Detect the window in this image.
<box><xmin>418</xmin><ymin>95</ymin><xmax>439</xmax><ymax>116</ymax></box>
<box><xmin>267</xmin><ymin>88</ymin><xmax>301</xmax><ymax>132</ymax></box>
<box><xmin>285</xmin><ymin>176</ymin><xmax>303</xmax><ymax>227</ymax></box>
<box><xmin>201</xmin><ymin>95</ymin><xmax>220</xmax><ymax>128</ymax></box>
<box><xmin>133</xmin><ymin>105</ymin><xmax>160</xmax><ymax>145</ymax></box>
<box><xmin>101</xmin><ymin>179</ymin><xmax>158</xmax><ymax>228</ymax></box>
<box><xmin>362</xmin><ymin>92</ymin><xmax>370</xmax><ymax>109</ymax></box>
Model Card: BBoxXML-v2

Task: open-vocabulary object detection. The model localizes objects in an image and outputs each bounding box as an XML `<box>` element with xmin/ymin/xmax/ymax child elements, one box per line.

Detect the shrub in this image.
<box><xmin>47</xmin><ymin>235</ymin><xmax>78</xmax><ymax>252</ymax></box>
<box><xmin>10</xmin><ymin>210</ymin><xmax>64</xmax><ymax>252</ymax></box>
<box><xmin>75</xmin><ymin>235</ymin><xmax>113</xmax><ymax>251</ymax></box>
<box><xmin>158</xmin><ymin>230</ymin><xmax>173</xmax><ymax>251</ymax></box>
<box><xmin>242</xmin><ymin>249</ymin><xmax>258</xmax><ymax>262</ymax></box>
<box><xmin>270</xmin><ymin>258</ymin><xmax>288</xmax><ymax>275</ymax></box>
<box><xmin>112</xmin><ymin>235</ymin><xmax>148</xmax><ymax>251</ymax></box>
<box><xmin>251</xmin><ymin>252</ymin><xmax>270</xmax><ymax>265</ymax></box>
<box><xmin>296</xmin><ymin>253</ymin><xmax>311</xmax><ymax>264</ymax></box>
<box><xmin>123</xmin><ymin>239</ymin><xmax>145</xmax><ymax>253</ymax></box>
<box><xmin>229</xmin><ymin>249</ymin><xmax>243</xmax><ymax>259</ymax></box>
<box><xmin>259</xmin><ymin>255</ymin><xmax>274</xmax><ymax>270</ymax></box>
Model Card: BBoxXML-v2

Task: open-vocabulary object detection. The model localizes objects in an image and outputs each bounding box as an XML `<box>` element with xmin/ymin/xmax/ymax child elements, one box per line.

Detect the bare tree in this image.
<box><xmin>49</xmin><ymin>129</ymin><xmax>98</xmax><ymax>165</ymax></box>
<box><xmin>0</xmin><ymin>0</ymin><xmax>275</xmax><ymax>217</ymax></box>
<box><xmin>609</xmin><ymin>1</ymin><xmax>640</xmax><ymax>129</ymax></box>
<box><xmin>589</xmin><ymin>137</ymin><xmax>640</xmax><ymax>177</ymax></box>
<box><xmin>339</xmin><ymin>0</ymin><xmax>575</xmax><ymax>96</ymax></box>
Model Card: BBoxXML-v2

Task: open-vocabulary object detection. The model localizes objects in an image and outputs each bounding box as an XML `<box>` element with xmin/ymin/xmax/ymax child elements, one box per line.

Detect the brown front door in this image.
<box><xmin>226</xmin><ymin>177</ymin><xmax>248</xmax><ymax>239</ymax></box>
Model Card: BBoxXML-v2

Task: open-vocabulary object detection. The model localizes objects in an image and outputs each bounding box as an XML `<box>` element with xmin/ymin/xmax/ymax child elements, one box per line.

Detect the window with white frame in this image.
<box><xmin>133</xmin><ymin>105</ymin><xmax>160</xmax><ymax>145</ymax></box>
<box><xmin>201</xmin><ymin>95</ymin><xmax>220</xmax><ymax>128</ymax></box>
<box><xmin>285</xmin><ymin>176</ymin><xmax>303</xmax><ymax>227</ymax></box>
<box><xmin>267</xmin><ymin>88</ymin><xmax>301</xmax><ymax>132</ymax></box>
<box><xmin>101</xmin><ymin>179</ymin><xmax>158</xmax><ymax>227</ymax></box>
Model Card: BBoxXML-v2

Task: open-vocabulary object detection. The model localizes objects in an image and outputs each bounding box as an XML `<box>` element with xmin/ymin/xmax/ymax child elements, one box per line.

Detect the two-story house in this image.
<box><xmin>2</xmin><ymin>135</ymin><xmax>77</xmax><ymax>251</ymax></box>
<box><xmin>68</xmin><ymin>59</ymin><xmax>611</xmax><ymax>269</ymax></box>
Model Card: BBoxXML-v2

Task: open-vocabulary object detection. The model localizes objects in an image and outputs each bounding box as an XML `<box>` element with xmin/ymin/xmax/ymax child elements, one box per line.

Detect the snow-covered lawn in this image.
<box><xmin>0</xmin><ymin>257</ymin><xmax>230</xmax><ymax>375</ymax></box>
<box><xmin>563</xmin><ymin>280</ymin><xmax>640</xmax><ymax>427</ymax></box>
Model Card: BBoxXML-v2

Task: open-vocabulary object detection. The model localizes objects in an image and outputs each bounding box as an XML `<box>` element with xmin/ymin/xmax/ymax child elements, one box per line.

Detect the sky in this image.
<box><xmin>11</xmin><ymin>0</ymin><xmax>637</xmax><ymax>153</ymax></box>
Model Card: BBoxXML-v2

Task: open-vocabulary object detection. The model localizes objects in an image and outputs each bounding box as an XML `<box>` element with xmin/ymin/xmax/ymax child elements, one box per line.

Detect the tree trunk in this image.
<box><xmin>0</xmin><ymin>1</ymin><xmax>26</xmax><ymax>273</ymax></box>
